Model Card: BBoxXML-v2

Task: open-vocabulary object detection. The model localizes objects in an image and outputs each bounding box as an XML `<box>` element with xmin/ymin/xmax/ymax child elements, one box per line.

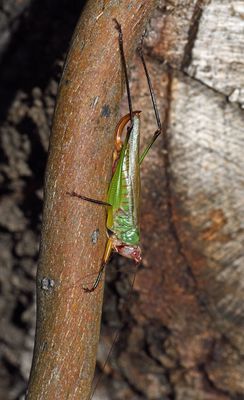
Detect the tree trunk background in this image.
<box><xmin>0</xmin><ymin>1</ymin><xmax>243</xmax><ymax>400</ymax></box>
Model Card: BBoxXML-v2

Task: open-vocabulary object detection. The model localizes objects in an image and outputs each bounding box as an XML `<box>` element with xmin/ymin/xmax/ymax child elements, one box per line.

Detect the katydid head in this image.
<box><xmin>115</xmin><ymin>244</ymin><xmax>142</xmax><ymax>264</ymax></box>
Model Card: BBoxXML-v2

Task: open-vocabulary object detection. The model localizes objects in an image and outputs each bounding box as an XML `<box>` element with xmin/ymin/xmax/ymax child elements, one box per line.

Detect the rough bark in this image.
<box><xmin>108</xmin><ymin>1</ymin><xmax>244</xmax><ymax>399</ymax></box>
<box><xmin>26</xmin><ymin>1</ymin><xmax>158</xmax><ymax>400</ymax></box>
<box><xmin>0</xmin><ymin>1</ymin><xmax>243</xmax><ymax>400</ymax></box>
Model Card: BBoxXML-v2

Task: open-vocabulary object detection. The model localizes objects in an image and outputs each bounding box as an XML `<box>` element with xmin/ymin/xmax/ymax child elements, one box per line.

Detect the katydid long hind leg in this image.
<box><xmin>114</xmin><ymin>19</ymin><xmax>134</xmax><ymax>127</ymax></box>
<box><xmin>83</xmin><ymin>237</ymin><xmax>113</xmax><ymax>292</ymax></box>
<box><xmin>112</xmin><ymin>111</ymin><xmax>141</xmax><ymax>172</ymax></box>
<box><xmin>83</xmin><ymin>264</ymin><xmax>106</xmax><ymax>292</ymax></box>
<box><xmin>137</xmin><ymin>44</ymin><xmax>163</xmax><ymax>164</ymax></box>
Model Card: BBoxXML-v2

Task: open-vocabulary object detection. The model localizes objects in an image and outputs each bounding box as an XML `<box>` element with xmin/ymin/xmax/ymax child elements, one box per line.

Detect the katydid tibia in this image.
<box><xmin>68</xmin><ymin>19</ymin><xmax>162</xmax><ymax>292</ymax></box>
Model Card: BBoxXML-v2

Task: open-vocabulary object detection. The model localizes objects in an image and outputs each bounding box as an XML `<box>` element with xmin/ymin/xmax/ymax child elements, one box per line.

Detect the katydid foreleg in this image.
<box><xmin>67</xmin><ymin>191</ymin><xmax>111</xmax><ymax>207</ymax></box>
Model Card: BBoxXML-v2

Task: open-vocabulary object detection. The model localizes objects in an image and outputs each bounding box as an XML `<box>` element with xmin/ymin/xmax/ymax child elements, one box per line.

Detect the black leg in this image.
<box><xmin>66</xmin><ymin>191</ymin><xmax>111</xmax><ymax>207</ymax></box>
<box><xmin>137</xmin><ymin>43</ymin><xmax>162</xmax><ymax>131</ymax></box>
<box><xmin>114</xmin><ymin>19</ymin><xmax>134</xmax><ymax>126</ymax></box>
<box><xmin>137</xmin><ymin>40</ymin><xmax>163</xmax><ymax>164</ymax></box>
<box><xmin>83</xmin><ymin>263</ymin><xmax>106</xmax><ymax>292</ymax></box>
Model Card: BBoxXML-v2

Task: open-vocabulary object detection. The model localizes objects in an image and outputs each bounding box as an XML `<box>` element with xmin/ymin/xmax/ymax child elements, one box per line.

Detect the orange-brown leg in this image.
<box><xmin>83</xmin><ymin>238</ymin><xmax>114</xmax><ymax>292</ymax></box>
<box><xmin>112</xmin><ymin>111</ymin><xmax>141</xmax><ymax>172</ymax></box>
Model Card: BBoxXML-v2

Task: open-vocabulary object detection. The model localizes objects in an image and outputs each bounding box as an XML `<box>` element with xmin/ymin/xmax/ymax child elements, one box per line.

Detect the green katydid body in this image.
<box><xmin>106</xmin><ymin>112</ymin><xmax>141</xmax><ymax>263</ymax></box>
<box><xmin>68</xmin><ymin>20</ymin><xmax>161</xmax><ymax>292</ymax></box>
<box><xmin>67</xmin><ymin>106</ymin><xmax>160</xmax><ymax>291</ymax></box>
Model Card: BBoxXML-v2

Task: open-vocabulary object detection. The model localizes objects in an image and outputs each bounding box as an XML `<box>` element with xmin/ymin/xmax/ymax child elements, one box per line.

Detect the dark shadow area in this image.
<box><xmin>0</xmin><ymin>0</ymin><xmax>86</xmax><ymax>122</ymax></box>
<box><xmin>0</xmin><ymin>1</ymin><xmax>87</xmax><ymax>399</ymax></box>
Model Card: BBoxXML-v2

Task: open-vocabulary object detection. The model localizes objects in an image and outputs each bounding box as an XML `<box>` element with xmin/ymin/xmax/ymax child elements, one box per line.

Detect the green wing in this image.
<box><xmin>106</xmin><ymin>115</ymin><xmax>140</xmax><ymax>245</ymax></box>
<box><xmin>107</xmin><ymin>143</ymin><xmax>126</xmax><ymax>229</ymax></box>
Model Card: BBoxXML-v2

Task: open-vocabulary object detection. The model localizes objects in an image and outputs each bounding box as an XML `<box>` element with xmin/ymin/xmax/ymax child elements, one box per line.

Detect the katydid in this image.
<box><xmin>68</xmin><ymin>19</ymin><xmax>162</xmax><ymax>292</ymax></box>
